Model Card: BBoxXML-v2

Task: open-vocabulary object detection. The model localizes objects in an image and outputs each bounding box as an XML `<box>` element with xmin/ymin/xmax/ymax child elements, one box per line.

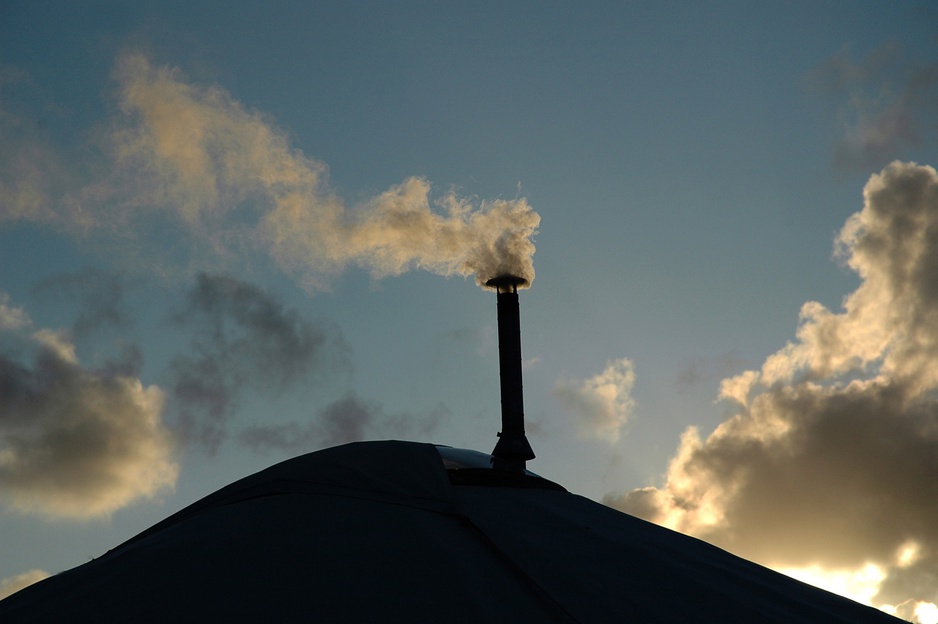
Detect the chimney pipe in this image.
<box><xmin>485</xmin><ymin>275</ymin><xmax>535</xmax><ymax>470</ymax></box>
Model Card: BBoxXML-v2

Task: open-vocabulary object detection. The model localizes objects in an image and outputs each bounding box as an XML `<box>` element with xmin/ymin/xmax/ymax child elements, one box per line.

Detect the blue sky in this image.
<box><xmin>2</xmin><ymin>1</ymin><xmax>937</xmax><ymax>618</ymax></box>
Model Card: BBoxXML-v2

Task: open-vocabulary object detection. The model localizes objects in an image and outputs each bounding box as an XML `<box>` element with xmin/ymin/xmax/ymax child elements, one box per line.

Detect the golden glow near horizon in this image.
<box><xmin>772</xmin><ymin>540</ymin><xmax>938</xmax><ymax>621</ymax></box>
<box><xmin>780</xmin><ymin>562</ymin><xmax>938</xmax><ymax>623</ymax></box>
<box><xmin>780</xmin><ymin>564</ymin><xmax>886</xmax><ymax>609</ymax></box>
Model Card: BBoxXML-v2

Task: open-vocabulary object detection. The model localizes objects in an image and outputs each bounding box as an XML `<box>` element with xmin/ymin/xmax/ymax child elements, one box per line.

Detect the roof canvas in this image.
<box><xmin>0</xmin><ymin>441</ymin><xmax>901</xmax><ymax>623</ymax></box>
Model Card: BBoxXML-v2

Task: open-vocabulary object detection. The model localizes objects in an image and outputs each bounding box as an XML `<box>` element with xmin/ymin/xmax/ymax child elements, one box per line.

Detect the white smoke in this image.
<box><xmin>45</xmin><ymin>54</ymin><xmax>539</xmax><ymax>290</ymax></box>
<box><xmin>606</xmin><ymin>162</ymin><xmax>938</xmax><ymax>613</ymax></box>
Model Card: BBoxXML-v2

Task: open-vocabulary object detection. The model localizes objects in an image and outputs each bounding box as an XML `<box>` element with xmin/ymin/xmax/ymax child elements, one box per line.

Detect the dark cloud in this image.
<box><xmin>611</xmin><ymin>380</ymin><xmax>938</xmax><ymax>565</ymax></box>
<box><xmin>168</xmin><ymin>274</ymin><xmax>349</xmax><ymax>451</ymax></box>
<box><xmin>606</xmin><ymin>163</ymin><xmax>938</xmax><ymax>612</ymax></box>
<box><xmin>808</xmin><ymin>44</ymin><xmax>938</xmax><ymax>172</ymax></box>
<box><xmin>0</xmin><ymin>326</ymin><xmax>177</xmax><ymax>519</ymax></box>
<box><xmin>238</xmin><ymin>394</ymin><xmax>447</xmax><ymax>454</ymax></box>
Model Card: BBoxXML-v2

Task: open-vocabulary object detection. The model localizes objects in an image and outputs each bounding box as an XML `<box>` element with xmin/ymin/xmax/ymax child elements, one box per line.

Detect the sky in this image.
<box><xmin>0</xmin><ymin>0</ymin><xmax>936</xmax><ymax>618</ymax></box>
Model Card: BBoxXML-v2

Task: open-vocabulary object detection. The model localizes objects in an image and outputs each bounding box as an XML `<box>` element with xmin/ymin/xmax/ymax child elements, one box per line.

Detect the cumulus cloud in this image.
<box><xmin>0</xmin><ymin>316</ymin><xmax>178</xmax><ymax>519</ymax></box>
<box><xmin>0</xmin><ymin>569</ymin><xmax>50</xmax><ymax>601</ymax></box>
<box><xmin>606</xmin><ymin>162</ymin><xmax>938</xmax><ymax>614</ymax></box>
<box><xmin>238</xmin><ymin>394</ymin><xmax>447</xmax><ymax>453</ymax></box>
<box><xmin>168</xmin><ymin>273</ymin><xmax>348</xmax><ymax>451</ymax></box>
<box><xmin>13</xmin><ymin>54</ymin><xmax>537</xmax><ymax>290</ymax></box>
<box><xmin>809</xmin><ymin>44</ymin><xmax>938</xmax><ymax>172</ymax></box>
<box><xmin>553</xmin><ymin>357</ymin><xmax>635</xmax><ymax>442</ymax></box>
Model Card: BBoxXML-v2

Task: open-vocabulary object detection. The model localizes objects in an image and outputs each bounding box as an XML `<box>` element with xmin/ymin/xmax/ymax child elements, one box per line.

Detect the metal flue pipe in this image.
<box><xmin>486</xmin><ymin>274</ymin><xmax>535</xmax><ymax>470</ymax></box>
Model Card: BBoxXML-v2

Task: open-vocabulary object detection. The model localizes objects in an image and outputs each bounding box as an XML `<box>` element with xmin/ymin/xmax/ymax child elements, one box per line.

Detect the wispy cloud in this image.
<box><xmin>168</xmin><ymin>273</ymin><xmax>349</xmax><ymax>451</ymax></box>
<box><xmin>553</xmin><ymin>357</ymin><xmax>635</xmax><ymax>442</ymax></box>
<box><xmin>238</xmin><ymin>394</ymin><xmax>447</xmax><ymax>453</ymax></box>
<box><xmin>0</xmin><ymin>298</ymin><xmax>178</xmax><ymax>519</ymax></box>
<box><xmin>0</xmin><ymin>293</ymin><xmax>31</xmax><ymax>330</ymax></box>
<box><xmin>0</xmin><ymin>80</ymin><xmax>59</xmax><ymax>225</ymax></box>
<box><xmin>809</xmin><ymin>44</ymin><xmax>938</xmax><ymax>172</ymax></box>
<box><xmin>606</xmin><ymin>162</ymin><xmax>938</xmax><ymax>613</ymax></box>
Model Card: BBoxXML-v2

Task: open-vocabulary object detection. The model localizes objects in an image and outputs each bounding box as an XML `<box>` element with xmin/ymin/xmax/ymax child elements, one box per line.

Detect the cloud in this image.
<box><xmin>238</xmin><ymin>394</ymin><xmax>447</xmax><ymax>453</ymax></box>
<box><xmin>0</xmin><ymin>293</ymin><xmax>31</xmax><ymax>330</ymax></box>
<box><xmin>168</xmin><ymin>274</ymin><xmax>349</xmax><ymax>451</ymax></box>
<box><xmin>0</xmin><ymin>81</ymin><xmax>55</xmax><ymax>224</ymax></box>
<box><xmin>606</xmin><ymin>162</ymin><xmax>938</xmax><ymax>612</ymax></box>
<box><xmin>0</xmin><ymin>320</ymin><xmax>178</xmax><ymax>519</ymax></box>
<box><xmin>809</xmin><ymin>44</ymin><xmax>938</xmax><ymax>172</ymax></box>
<box><xmin>0</xmin><ymin>569</ymin><xmax>50</xmax><ymax>601</ymax></box>
<box><xmin>894</xmin><ymin>600</ymin><xmax>938</xmax><ymax>624</ymax></box>
<box><xmin>553</xmin><ymin>357</ymin><xmax>635</xmax><ymax>442</ymax></box>
<box><xmin>7</xmin><ymin>54</ymin><xmax>538</xmax><ymax>290</ymax></box>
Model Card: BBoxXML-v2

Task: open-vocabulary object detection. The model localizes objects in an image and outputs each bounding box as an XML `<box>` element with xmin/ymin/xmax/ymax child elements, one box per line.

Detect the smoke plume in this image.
<box><xmin>606</xmin><ymin>162</ymin><xmax>938</xmax><ymax>614</ymax></box>
<box><xmin>43</xmin><ymin>54</ymin><xmax>538</xmax><ymax>290</ymax></box>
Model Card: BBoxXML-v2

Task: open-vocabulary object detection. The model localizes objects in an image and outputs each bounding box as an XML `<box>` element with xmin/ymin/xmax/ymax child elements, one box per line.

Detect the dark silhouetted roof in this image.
<box><xmin>0</xmin><ymin>441</ymin><xmax>900</xmax><ymax>623</ymax></box>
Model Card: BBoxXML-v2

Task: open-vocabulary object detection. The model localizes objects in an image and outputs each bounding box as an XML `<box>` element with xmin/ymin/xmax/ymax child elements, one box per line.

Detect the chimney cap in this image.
<box><xmin>485</xmin><ymin>274</ymin><xmax>528</xmax><ymax>293</ymax></box>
